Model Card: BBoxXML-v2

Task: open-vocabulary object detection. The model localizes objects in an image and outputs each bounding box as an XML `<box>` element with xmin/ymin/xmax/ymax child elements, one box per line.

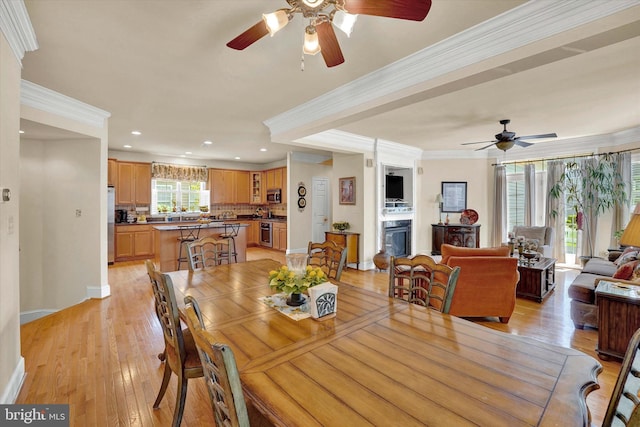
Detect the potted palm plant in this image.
<box><xmin>549</xmin><ymin>153</ymin><xmax>627</xmax><ymax>261</ymax></box>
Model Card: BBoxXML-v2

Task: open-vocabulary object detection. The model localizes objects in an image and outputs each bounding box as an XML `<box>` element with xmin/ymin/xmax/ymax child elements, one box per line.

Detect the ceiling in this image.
<box><xmin>19</xmin><ymin>0</ymin><xmax>640</xmax><ymax>165</ymax></box>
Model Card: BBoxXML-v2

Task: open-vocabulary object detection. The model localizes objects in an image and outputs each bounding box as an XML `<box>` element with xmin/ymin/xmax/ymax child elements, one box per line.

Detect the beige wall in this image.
<box><xmin>20</xmin><ymin>137</ymin><xmax>103</xmax><ymax>312</ymax></box>
<box><xmin>0</xmin><ymin>30</ymin><xmax>24</xmax><ymax>403</ymax></box>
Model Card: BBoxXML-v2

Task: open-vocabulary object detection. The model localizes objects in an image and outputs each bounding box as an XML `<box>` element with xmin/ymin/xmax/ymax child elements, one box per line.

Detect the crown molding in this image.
<box><xmin>264</xmin><ymin>0</ymin><xmax>640</xmax><ymax>143</ymax></box>
<box><xmin>21</xmin><ymin>80</ymin><xmax>111</xmax><ymax>129</ymax></box>
<box><xmin>0</xmin><ymin>0</ymin><xmax>37</xmax><ymax>64</ymax></box>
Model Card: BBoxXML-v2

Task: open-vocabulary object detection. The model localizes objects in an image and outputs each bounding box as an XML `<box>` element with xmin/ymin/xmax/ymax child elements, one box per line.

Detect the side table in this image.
<box><xmin>595</xmin><ymin>280</ymin><xmax>640</xmax><ymax>360</ymax></box>
<box><xmin>516</xmin><ymin>257</ymin><xmax>556</xmax><ymax>302</ymax></box>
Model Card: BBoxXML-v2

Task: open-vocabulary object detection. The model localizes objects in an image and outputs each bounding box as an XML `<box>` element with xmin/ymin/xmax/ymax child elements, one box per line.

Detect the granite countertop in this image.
<box><xmin>152</xmin><ymin>221</ymin><xmax>250</xmax><ymax>231</ymax></box>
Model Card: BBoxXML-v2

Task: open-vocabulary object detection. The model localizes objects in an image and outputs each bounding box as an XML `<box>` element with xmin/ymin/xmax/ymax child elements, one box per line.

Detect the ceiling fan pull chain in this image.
<box><xmin>301</xmin><ymin>49</ymin><xmax>305</xmax><ymax>71</ymax></box>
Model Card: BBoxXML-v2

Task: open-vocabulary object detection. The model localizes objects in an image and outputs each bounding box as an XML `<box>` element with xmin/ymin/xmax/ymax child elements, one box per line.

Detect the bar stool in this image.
<box><xmin>176</xmin><ymin>225</ymin><xmax>202</xmax><ymax>270</ymax></box>
<box><xmin>219</xmin><ymin>223</ymin><xmax>240</xmax><ymax>264</ymax></box>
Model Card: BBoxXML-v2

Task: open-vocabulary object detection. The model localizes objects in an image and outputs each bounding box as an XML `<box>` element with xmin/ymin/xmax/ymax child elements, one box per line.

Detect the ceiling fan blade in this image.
<box><xmin>516</xmin><ymin>133</ymin><xmax>557</xmax><ymax>140</ymax></box>
<box><xmin>226</xmin><ymin>20</ymin><xmax>269</xmax><ymax>50</ymax></box>
<box><xmin>461</xmin><ymin>140</ymin><xmax>497</xmax><ymax>146</ymax></box>
<box><xmin>514</xmin><ymin>139</ymin><xmax>534</xmax><ymax>148</ymax></box>
<box><xmin>316</xmin><ymin>21</ymin><xmax>344</xmax><ymax>67</ymax></box>
<box><xmin>344</xmin><ymin>0</ymin><xmax>432</xmax><ymax>21</ymax></box>
<box><xmin>476</xmin><ymin>142</ymin><xmax>497</xmax><ymax>151</ymax></box>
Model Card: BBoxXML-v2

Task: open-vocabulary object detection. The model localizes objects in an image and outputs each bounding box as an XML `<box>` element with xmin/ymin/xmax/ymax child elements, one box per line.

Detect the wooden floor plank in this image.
<box><xmin>16</xmin><ymin>248</ymin><xmax>619</xmax><ymax>425</ymax></box>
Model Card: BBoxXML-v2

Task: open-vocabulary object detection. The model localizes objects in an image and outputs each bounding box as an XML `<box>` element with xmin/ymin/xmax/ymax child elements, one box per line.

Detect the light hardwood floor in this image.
<box><xmin>17</xmin><ymin>247</ymin><xmax>620</xmax><ymax>426</ymax></box>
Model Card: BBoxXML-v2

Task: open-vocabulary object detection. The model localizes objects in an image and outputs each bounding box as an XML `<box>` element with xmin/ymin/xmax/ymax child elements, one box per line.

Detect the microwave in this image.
<box><xmin>266</xmin><ymin>189</ymin><xmax>281</xmax><ymax>204</ymax></box>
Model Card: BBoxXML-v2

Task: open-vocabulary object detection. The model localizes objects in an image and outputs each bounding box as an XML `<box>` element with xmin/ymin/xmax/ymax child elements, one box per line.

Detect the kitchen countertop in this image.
<box><xmin>152</xmin><ymin>221</ymin><xmax>249</xmax><ymax>231</ymax></box>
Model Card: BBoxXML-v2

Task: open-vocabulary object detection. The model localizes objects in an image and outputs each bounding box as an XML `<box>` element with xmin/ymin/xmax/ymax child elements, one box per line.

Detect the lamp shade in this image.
<box><xmin>332</xmin><ymin>10</ymin><xmax>358</xmax><ymax>37</ymax></box>
<box><xmin>263</xmin><ymin>10</ymin><xmax>289</xmax><ymax>36</ymax></box>
<box><xmin>620</xmin><ymin>203</ymin><xmax>640</xmax><ymax>247</ymax></box>
<box><xmin>435</xmin><ymin>194</ymin><xmax>443</xmax><ymax>203</ymax></box>
<box><xmin>303</xmin><ymin>26</ymin><xmax>321</xmax><ymax>55</ymax></box>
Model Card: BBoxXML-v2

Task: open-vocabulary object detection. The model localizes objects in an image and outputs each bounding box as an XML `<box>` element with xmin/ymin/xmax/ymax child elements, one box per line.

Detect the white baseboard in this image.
<box><xmin>87</xmin><ymin>284</ymin><xmax>111</xmax><ymax>299</ymax></box>
<box><xmin>0</xmin><ymin>357</ymin><xmax>25</xmax><ymax>404</ymax></box>
<box><xmin>19</xmin><ymin>309</ymin><xmax>58</xmax><ymax>324</ymax></box>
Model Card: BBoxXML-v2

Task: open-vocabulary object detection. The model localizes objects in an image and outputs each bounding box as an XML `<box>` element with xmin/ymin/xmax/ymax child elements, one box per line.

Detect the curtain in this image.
<box><xmin>492</xmin><ymin>165</ymin><xmax>507</xmax><ymax>246</ymax></box>
<box><xmin>545</xmin><ymin>161</ymin><xmax>565</xmax><ymax>263</ymax></box>
<box><xmin>151</xmin><ymin>163</ymin><xmax>208</xmax><ymax>182</ymax></box>
<box><xmin>611</xmin><ymin>152</ymin><xmax>632</xmax><ymax>247</ymax></box>
<box><xmin>524</xmin><ymin>164</ymin><xmax>535</xmax><ymax>226</ymax></box>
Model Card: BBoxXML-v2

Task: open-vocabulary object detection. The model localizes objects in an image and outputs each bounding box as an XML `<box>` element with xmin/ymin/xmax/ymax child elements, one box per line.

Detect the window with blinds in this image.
<box><xmin>631</xmin><ymin>154</ymin><xmax>640</xmax><ymax>209</ymax></box>
<box><xmin>151</xmin><ymin>179</ymin><xmax>209</xmax><ymax>214</ymax></box>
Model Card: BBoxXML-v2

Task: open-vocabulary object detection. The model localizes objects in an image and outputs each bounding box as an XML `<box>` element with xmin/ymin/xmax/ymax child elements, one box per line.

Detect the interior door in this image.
<box><xmin>312</xmin><ymin>177</ymin><xmax>330</xmax><ymax>243</ymax></box>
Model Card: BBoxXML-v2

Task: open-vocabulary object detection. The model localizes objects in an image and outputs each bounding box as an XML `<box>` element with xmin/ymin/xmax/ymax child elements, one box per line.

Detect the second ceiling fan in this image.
<box><xmin>462</xmin><ymin>119</ymin><xmax>558</xmax><ymax>152</ymax></box>
<box><xmin>226</xmin><ymin>0</ymin><xmax>432</xmax><ymax>68</ymax></box>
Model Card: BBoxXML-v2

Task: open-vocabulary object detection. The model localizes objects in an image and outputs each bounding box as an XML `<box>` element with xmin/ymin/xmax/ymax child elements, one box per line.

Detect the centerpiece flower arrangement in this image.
<box><xmin>332</xmin><ymin>221</ymin><xmax>350</xmax><ymax>232</ymax></box>
<box><xmin>268</xmin><ymin>265</ymin><xmax>327</xmax><ymax>296</ymax></box>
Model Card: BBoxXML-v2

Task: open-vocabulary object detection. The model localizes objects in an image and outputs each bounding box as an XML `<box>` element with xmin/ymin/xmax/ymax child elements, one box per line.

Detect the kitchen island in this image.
<box><xmin>153</xmin><ymin>222</ymin><xmax>249</xmax><ymax>271</ymax></box>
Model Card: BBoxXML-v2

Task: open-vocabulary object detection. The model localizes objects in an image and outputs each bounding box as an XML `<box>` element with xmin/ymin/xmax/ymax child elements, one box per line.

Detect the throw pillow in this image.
<box><xmin>615</xmin><ymin>251</ymin><xmax>640</xmax><ymax>266</ymax></box>
<box><xmin>613</xmin><ymin>260</ymin><xmax>640</xmax><ymax>280</ymax></box>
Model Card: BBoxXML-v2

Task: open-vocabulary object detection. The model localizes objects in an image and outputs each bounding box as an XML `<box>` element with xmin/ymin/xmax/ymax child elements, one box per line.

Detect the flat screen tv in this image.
<box><xmin>385</xmin><ymin>175</ymin><xmax>404</xmax><ymax>200</ymax></box>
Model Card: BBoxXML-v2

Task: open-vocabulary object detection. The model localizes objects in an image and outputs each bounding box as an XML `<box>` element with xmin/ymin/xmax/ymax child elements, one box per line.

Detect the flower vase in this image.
<box><xmin>286</xmin><ymin>292</ymin><xmax>305</xmax><ymax>307</ymax></box>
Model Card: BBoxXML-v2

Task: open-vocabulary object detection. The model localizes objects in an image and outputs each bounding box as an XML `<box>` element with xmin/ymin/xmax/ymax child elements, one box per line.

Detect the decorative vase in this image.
<box><xmin>286</xmin><ymin>292</ymin><xmax>305</xmax><ymax>307</ymax></box>
<box><xmin>373</xmin><ymin>249</ymin><xmax>390</xmax><ymax>271</ymax></box>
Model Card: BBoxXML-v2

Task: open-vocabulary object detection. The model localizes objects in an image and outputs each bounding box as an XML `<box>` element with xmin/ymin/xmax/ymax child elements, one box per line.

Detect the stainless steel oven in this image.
<box><xmin>260</xmin><ymin>222</ymin><xmax>272</xmax><ymax>247</ymax></box>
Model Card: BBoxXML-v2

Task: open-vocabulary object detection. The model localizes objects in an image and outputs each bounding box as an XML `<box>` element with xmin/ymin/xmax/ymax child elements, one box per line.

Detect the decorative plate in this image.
<box><xmin>298</xmin><ymin>186</ymin><xmax>306</xmax><ymax>196</ymax></box>
<box><xmin>460</xmin><ymin>209</ymin><xmax>479</xmax><ymax>225</ymax></box>
<box><xmin>298</xmin><ymin>197</ymin><xmax>306</xmax><ymax>208</ymax></box>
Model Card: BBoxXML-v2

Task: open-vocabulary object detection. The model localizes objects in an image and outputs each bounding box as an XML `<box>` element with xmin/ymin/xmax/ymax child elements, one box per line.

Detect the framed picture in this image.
<box><xmin>339</xmin><ymin>177</ymin><xmax>356</xmax><ymax>205</ymax></box>
<box><xmin>441</xmin><ymin>181</ymin><xmax>467</xmax><ymax>212</ymax></box>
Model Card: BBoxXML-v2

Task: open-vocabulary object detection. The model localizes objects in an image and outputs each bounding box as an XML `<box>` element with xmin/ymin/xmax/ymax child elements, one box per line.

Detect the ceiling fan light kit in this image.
<box><xmin>462</xmin><ymin>119</ymin><xmax>558</xmax><ymax>152</ymax></box>
<box><xmin>227</xmin><ymin>0</ymin><xmax>432</xmax><ymax>68</ymax></box>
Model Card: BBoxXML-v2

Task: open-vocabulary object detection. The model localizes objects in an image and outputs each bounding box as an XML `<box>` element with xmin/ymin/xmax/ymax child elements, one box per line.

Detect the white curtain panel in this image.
<box><xmin>545</xmin><ymin>161</ymin><xmax>565</xmax><ymax>263</ymax></box>
<box><xmin>611</xmin><ymin>152</ymin><xmax>632</xmax><ymax>247</ymax></box>
<box><xmin>524</xmin><ymin>164</ymin><xmax>536</xmax><ymax>226</ymax></box>
<box><xmin>492</xmin><ymin>165</ymin><xmax>507</xmax><ymax>247</ymax></box>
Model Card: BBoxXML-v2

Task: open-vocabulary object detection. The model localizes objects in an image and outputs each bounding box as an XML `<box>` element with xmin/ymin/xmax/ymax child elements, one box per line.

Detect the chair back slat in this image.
<box><xmin>307</xmin><ymin>240</ymin><xmax>348</xmax><ymax>280</ymax></box>
<box><xmin>187</xmin><ymin>237</ymin><xmax>231</xmax><ymax>271</ymax></box>
<box><xmin>183</xmin><ymin>296</ymin><xmax>250</xmax><ymax>427</ymax></box>
<box><xmin>603</xmin><ymin>330</ymin><xmax>640</xmax><ymax>426</ymax></box>
<box><xmin>389</xmin><ymin>255</ymin><xmax>460</xmax><ymax>314</ymax></box>
<box><xmin>150</xmin><ymin>271</ymin><xmax>187</xmax><ymax>371</ymax></box>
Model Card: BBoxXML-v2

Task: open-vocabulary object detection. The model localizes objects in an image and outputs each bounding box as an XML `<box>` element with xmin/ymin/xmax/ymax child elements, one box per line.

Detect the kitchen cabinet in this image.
<box><xmin>247</xmin><ymin>220</ymin><xmax>260</xmax><ymax>246</ymax></box>
<box><xmin>209</xmin><ymin>169</ymin><xmax>251</xmax><ymax>204</ymax></box>
<box><xmin>431</xmin><ymin>224</ymin><xmax>480</xmax><ymax>255</ymax></box>
<box><xmin>108</xmin><ymin>158</ymin><xmax>117</xmax><ymax>187</ymax></box>
<box><xmin>325</xmin><ymin>231</ymin><xmax>360</xmax><ymax>269</ymax></box>
<box><xmin>264</xmin><ymin>167</ymin><xmax>287</xmax><ymax>203</ymax></box>
<box><xmin>116</xmin><ymin>161</ymin><xmax>151</xmax><ymax>205</ymax></box>
<box><xmin>115</xmin><ymin>224</ymin><xmax>154</xmax><ymax>260</ymax></box>
<box><xmin>272</xmin><ymin>221</ymin><xmax>287</xmax><ymax>251</ymax></box>
<box><xmin>251</xmin><ymin>171</ymin><xmax>264</xmax><ymax>204</ymax></box>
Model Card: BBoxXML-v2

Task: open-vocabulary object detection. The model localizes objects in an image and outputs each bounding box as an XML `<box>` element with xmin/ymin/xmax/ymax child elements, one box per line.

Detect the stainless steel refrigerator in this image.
<box><xmin>108</xmin><ymin>186</ymin><xmax>115</xmax><ymax>264</ymax></box>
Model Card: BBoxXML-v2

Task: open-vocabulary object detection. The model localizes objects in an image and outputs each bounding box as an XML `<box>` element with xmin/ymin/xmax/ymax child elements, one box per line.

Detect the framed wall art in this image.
<box><xmin>441</xmin><ymin>181</ymin><xmax>467</xmax><ymax>212</ymax></box>
<box><xmin>339</xmin><ymin>177</ymin><xmax>355</xmax><ymax>205</ymax></box>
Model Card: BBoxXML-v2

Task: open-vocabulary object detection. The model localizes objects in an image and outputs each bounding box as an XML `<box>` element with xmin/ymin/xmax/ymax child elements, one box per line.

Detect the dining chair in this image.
<box><xmin>187</xmin><ymin>236</ymin><xmax>231</xmax><ymax>271</ymax></box>
<box><xmin>602</xmin><ymin>328</ymin><xmax>640</xmax><ymax>427</ymax></box>
<box><xmin>183</xmin><ymin>295</ymin><xmax>250</xmax><ymax>427</ymax></box>
<box><xmin>388</xmin><ymin>254</ymin><xmax>460</xmax><ymax>313</ymax></box>
<box><xmin>307</xmin><ymin>240</ymin><xmax>348</xmax><ymax>280</ymax></box>
<box><xmin>145</xmin><ymin>259</ymin><xmax>167</xmax><ymax>362</ymax></box>
<box><xmin>150</xmin><ymin>271</ymin><xmax>204</xmax><ymax>427</ymax></box>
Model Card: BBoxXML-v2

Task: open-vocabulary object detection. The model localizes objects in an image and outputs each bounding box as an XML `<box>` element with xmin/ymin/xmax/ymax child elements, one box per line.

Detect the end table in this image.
<box><xmin>595</xmin><ymin>280</ymin><xmax>640</xmax><ymax>360</ymax></box>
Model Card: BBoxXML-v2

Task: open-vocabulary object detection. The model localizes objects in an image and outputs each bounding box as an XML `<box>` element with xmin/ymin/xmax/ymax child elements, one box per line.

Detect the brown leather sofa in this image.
<box><xmin>440</xmin><ymin>244</ymin><xmax>520</xmax><ymax>323</ymax></box>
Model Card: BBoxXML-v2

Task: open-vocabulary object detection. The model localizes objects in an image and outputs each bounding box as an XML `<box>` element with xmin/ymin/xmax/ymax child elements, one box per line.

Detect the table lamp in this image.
<box><xmin>436</xmin><ymin>194</ymin><xmax>443</xmax><ymax>224</ymax></box>
<box><xmin>620</xmin><ymin>203</ymin><xmax>640</xmax><ymax>248</ymax></box>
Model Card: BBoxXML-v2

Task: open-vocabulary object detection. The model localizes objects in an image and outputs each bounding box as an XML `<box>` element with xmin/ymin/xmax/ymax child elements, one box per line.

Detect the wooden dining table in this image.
<box><xmin>167</xmin><ymin>259</ymin><xmax>602</xmax><ymax>427</ymax></box>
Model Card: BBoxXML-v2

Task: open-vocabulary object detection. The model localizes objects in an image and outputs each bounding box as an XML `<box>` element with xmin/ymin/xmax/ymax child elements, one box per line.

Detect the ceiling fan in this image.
<box><xmin>226</xmin><ymin>0</ymin><xmax>432</xmax><ymax>68</ymax></box>
<box><xmin>462</xmin><ymin>119</ymin><xmax>558</xmax><ymax>152</ymax></box>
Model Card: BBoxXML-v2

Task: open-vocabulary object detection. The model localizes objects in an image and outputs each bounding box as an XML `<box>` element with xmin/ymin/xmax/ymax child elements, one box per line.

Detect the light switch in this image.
<box><xmin>1</xmin><ymin>188</ymin><xmax>10</xmax><ymax>202</ymax></box>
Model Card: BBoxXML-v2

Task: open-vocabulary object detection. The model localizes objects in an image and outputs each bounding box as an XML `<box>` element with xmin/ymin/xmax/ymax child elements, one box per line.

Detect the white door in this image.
<box><xmin>312</xmin><ymin>177</ymin><xmax>330</xmax><ymax>242</ymax></box>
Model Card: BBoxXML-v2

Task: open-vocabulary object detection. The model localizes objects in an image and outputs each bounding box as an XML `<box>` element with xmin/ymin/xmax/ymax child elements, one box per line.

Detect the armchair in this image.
<box><xmin>512</xmin><ymin>226</ymin><xmax>554</xmax><ymax>258</ymax></box>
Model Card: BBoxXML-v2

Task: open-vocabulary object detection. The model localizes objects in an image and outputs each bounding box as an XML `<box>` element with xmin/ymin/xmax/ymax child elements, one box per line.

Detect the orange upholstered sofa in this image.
<box><xmin>440</xmin><ymin>244</ymin><xmax>520</xmax><ymax>323</ymax></box>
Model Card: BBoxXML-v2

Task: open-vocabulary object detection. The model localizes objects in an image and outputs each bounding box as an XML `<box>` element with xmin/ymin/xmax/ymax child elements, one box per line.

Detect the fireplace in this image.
<box><xmin>383</xmin><ymin>220</ymin><xmax>412</xmax><ymax>257</ymax></box>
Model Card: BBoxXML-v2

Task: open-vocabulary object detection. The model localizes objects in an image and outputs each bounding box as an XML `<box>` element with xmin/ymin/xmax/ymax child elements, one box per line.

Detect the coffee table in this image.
<box><xmin>516</xmin><ymin>257</ymin><xmax>556</xmax><ymax>302</ymax></box>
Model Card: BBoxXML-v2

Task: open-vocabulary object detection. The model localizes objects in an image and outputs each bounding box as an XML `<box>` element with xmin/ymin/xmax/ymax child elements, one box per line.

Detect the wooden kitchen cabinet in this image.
<box><xmin>264</xmin><ymin>167</ymin><xmax>287</xmax><ymax>203</ymax></box>
<box><xmin>251</xmin><ymin>172</ymin><xmax>264</xmax><ymax>204</ymax></box>
<box><xmin>246</xmin><ymin>220</ymin><xmax>260</xmax><ymax>246</ymax></box>
<box><xmin>115</xmin><ymin>224</ymin><xmax>154</xmax><ymax>261</ymax></box>
<box><xmin>209</xmin><ymin>169</ymin><xmax>251</xmax><ymax>204</ymax></box>
<box><xmin>108</xmin><ymin>158</ymin><xmax>117</xmax><ymax>187</ymax></box>
<box><xmin>116</xmin><ymin>161</ymin><xmax>151</xmax><ymax>205</ymax></box>
<box><xmin>272</xmin><ymin>221</ymin><xmax>287</xmax><ymax>251</ymax></box>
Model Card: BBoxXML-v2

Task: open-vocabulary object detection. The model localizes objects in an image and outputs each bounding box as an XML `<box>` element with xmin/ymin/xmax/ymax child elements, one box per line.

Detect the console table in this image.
<box><xmin>325</xmin><ymin>231</ymin><xmax>360</xmax><ymax>269</ymax></box>
<box><xmin>595</xmin><ymin>280</ymin><xmax>640</xmax><ymax>360</ymax></box>
<box><xmin>431</xmin><ymin>224</ymin><xmax>480</xmax><ymax>255</ymax></box>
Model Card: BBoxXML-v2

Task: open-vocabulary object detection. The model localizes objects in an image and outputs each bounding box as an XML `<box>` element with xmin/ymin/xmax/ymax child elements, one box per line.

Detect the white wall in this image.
<box><xmin>0</xmin><ymin>25</ymin><xmax>25</xmax><ymax>404</ymax></box>
<box><xmin>20</xmin><ymin>137</ymin><xmax>102</xmax><ymax>312</ymax></box>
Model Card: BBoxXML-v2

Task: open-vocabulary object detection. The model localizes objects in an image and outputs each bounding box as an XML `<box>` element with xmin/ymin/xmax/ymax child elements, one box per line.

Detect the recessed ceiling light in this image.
<box><xmin>180</xmin><ymin>154</ymin><xmax>186</xmax><ymax>158</ymax></box>
<box><xmin>19</xmin><ymin>130</ymin><xmax>25</xmax><ymax>134</ymax></box>
<box><xmin>260</xmin><ymin>148</ymin><xmax>267</xmax><ymax>152</ymax></box>
<box><xmin>203</xmin><ymin>140</ymin><xmax>213</xmax><ymax>145</ymax></box>
<box><xmin>131</xmin><ymin>131</ymin><xmax>141</xmax><ymax>135</ymax></box>
<box><xmin>185</xmin><ymin>151</ymin><xmax>192</xmax><ymax>155</ymax></box>
<box><xmin>123</xmin><ymin>144</ymin><xmax>132</xmax><ymax>148</ymax></box>
<box><xmin>234</xmin><ymin>156</ymin><xmax>241</xmax><ymax>160</ymax></box>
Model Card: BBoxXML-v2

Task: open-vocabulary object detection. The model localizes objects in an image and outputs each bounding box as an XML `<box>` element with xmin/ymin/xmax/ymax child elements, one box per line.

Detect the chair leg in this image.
<box><xmin>171</xmin><ymin>374</ymin><xmax>188</xmax><ymax>427</ymax></box>
<box><xmin>153</xmin><ymin>362</ymin><xmax>172</xmax><ymax>408</ymax></box>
